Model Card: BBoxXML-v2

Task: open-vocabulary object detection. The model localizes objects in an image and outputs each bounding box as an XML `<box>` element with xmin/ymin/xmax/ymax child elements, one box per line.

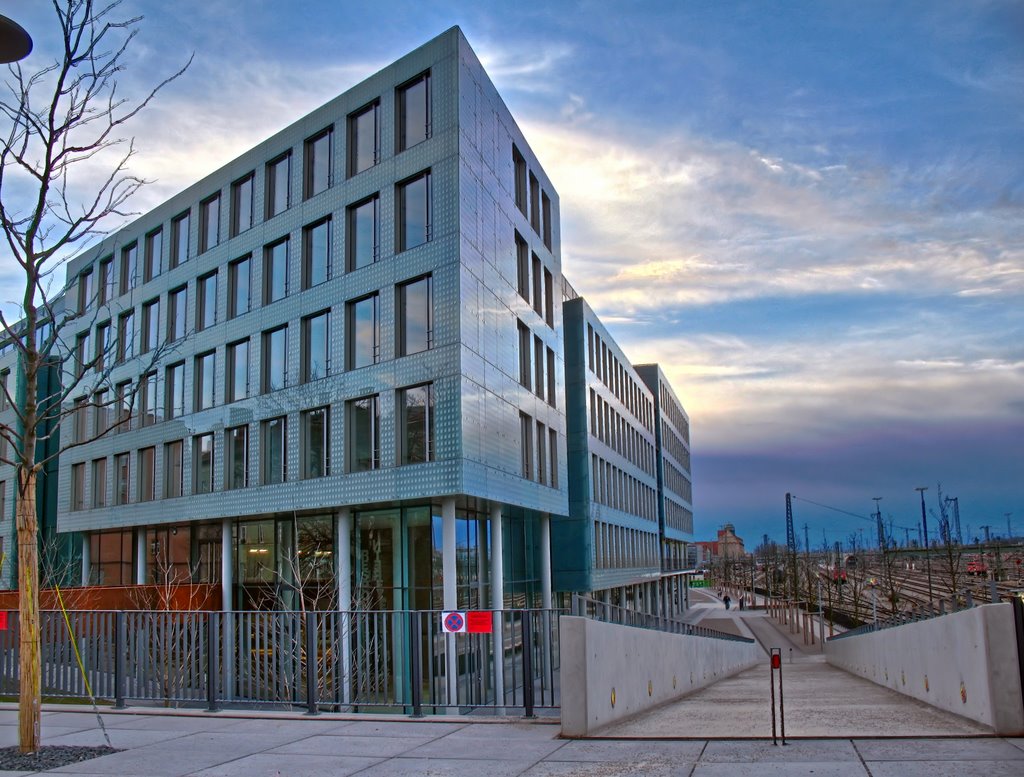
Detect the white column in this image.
<box><xmin>80</xmin><ymin>533</ymin><xmax>91</xmax><ymax>586</ymax></box>
<box><xmin>442</xmin><ymin>497</ymin><xmax>457</xmax><ymax>705</ymax></box>
<box><xmin>540</xmin><ymin>513</ymin><xmax>552</xmax><ymax>609</ymax></box>
<box><xmin>220</xmin><ymin>517</ymin><xmax>233</xmax><ymax>611</ymax></box>
<box><xmin>490</xmin><ymin>503</ymin><xmax>504</xmax><ymax>708</ymax></box>
<box><xmin>135</xmin><ymin>528</ymin><xmax>147</xmax><ymax>585</ymax></box>
<box><xmin>336</xmin><ymin>508</ymin><xmax>352</xmax><ymax>704</ymax></box>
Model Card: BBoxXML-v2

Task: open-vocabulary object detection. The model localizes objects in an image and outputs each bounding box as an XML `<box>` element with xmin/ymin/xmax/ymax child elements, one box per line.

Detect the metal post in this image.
<box><xmin>770</xmin><ymin>650</ymin><xmax>778</xmax><ymax>745</ymax></box>
<box><xmin>114</xmin><ymin>611</ymin><xmax>126</xmax><ymax>709</ymax></box>
<box><xmin>778</xmin><ymin>651</ymin><xmax>786</xmax><ymax>745</ymax></box>
<box><xmin>916</xmin><ymin>487</ymin><xmax>933</xmax><ymax>606</ymax></box>
<box><xmin>206</xmin><ymin>612</ymin><xmax>220</xmax><ymax>712</ymax></box>
<box><xmin>336</xmin><ymin>508</ymin><xmax>352</xmax><ymax>706</ymax></box>
<box><xmin>521</xmin><ymin>610</ymin><xmax>535</xmax><ymax>718</ymax></box>
<box><xmin>304</xmin><ymin>612</ymin><xmax>318</xmax><ymax>715</ymax></box>
<box><xmin>817</xmin><ymin>578</ymin><xmax>824</xmax><ymax>649</ymax></box>
<box><xmin>442</xmin><ymin>497</ymin><xmax>458</xmax><ymax>706</ymax></box>
<box><xmin>410</xmin><ymin>611</ymin><xmax>423</xmax><ymax>717</ymax></box>
<box><xmin>80</xmin><ymin>533</ymin><xmax>91</xmax><ymax>585</ymax></box>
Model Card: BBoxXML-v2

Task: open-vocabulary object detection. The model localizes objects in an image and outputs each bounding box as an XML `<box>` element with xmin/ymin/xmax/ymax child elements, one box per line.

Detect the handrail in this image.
<box><xmin>570</xmin><ymin>594</ymin><xmax>754</xmax><ymax>643</ymax></box>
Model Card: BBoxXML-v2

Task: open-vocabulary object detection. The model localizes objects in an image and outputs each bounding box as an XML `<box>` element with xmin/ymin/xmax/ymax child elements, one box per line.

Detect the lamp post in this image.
<box><xmin>916</xmin><ymin>487</ymin><xmax>933</xmax><ymax>607</ymax></box>
<box><xmin>0</xmin><ymin>14</ymin><xmax>32</xmax><ymax>63</ymax></box>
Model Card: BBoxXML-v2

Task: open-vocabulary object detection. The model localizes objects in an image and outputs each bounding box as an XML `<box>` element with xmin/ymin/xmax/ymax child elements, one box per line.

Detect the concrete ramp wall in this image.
<box><xmin>824</xmin><ymin>602</ymin><xmax>1024</xmax><ymax>735</ymax></box>
<box><xmin>559</xmin><ymin>615</ymin><xmax>762</xmax><ymax>737</ymax></box>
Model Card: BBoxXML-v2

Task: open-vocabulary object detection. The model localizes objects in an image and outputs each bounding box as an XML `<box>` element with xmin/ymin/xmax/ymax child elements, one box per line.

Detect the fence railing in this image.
<box><xmin>0</xmin><ymin>608</ymin><xmax>564</xmax><ymax>716</ymax></box>
<box><xmin>570</xmin><ymin>594</ymin><xmax>755</xmax><ymax>643</ymax></box>
<box><xmin>826</xmin><ymin>589</ymin><xmax>985</xmax><ymax>641</ymax></box>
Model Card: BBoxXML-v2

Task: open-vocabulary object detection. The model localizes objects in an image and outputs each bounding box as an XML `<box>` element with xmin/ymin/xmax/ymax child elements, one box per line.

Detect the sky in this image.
<box><xmin>3</xmin><ymin>0</ymin><xmax>1022</xmax><ymax>549</ymax></box>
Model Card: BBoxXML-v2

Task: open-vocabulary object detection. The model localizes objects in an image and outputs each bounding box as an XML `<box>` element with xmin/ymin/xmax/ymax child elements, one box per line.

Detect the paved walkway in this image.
<box><xmin>1</xmin><ymin>707</ymin><xmax>1022</xmax><ymax>776</ymax></box>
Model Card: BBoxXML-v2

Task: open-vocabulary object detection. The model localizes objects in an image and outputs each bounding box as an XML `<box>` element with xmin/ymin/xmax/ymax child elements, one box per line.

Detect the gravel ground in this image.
<box><xmin>0</xmin><ymin>745</ymin><xmax>118</xmax><ymax>772</ymax></box>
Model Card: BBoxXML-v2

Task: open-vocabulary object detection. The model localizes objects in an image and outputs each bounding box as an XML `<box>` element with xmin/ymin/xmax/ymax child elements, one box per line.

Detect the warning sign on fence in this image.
<box><xmin>441</xmin><ymin>611</ymin><xmax>494</xmax><ymax>634</ymax></box>
<box><xmin>0</xmin><ymin>611</ymin><xmax>6</xmax><ymax>631</ymax></box>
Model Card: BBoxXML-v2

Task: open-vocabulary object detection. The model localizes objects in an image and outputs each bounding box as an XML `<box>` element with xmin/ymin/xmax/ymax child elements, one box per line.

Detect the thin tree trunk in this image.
<box><xmin>17</xmin><ymin>468</ymin><xmax>40</xmax><ymax>753</ymax></box>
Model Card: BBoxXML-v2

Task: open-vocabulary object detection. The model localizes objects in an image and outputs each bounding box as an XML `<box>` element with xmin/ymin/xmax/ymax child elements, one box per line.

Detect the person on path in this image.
<box><xmin>724</xmin><ymin>595</ymin><xmax>731</xmax><ymax>610</ymax></box>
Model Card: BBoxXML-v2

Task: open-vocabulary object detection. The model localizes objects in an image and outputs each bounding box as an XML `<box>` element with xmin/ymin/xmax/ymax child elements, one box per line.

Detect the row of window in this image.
<box><xmin>75</xmin><ymin>73</ymin><xmax>433</xmax><ymax>313</ymax></box>
<box><xmin>68</xmin><ymin>383</ymin><xmax>436</xmax><ymax>511</ymax></box>
<box><xmin>517</xmin><ymin>321</ymin><xmax>557</xmax><ymax>408</ymax></box>
<box><xmin>665</xmin><ymin>497</ymin><xmax>694</xmax><ymax>535</ymax></box>
<box><xmin>589</xmin><ymin>388</ymin><xmax>656</xmax><ymax>477</ymax></box>
<box><xmin>593</xmin><ymin>520</ymin><xmax>660</xmax><ymax>571</ymax></box>
<box><xmin>512</xmin><ymin>144</ymin><xmax>553</xmax><ymax>251</ymax></box>
<box><xmin>659</xmin><ymin>382</ymin><xmax>690</xmax><ymax>445</ymax></box>
<box><xmin>663</xmin><ymin>459</ymin><xmax>693</xmax><ymax>503</ymax></box>
<box><xmin>519</xmin><ymin>412</ymin><xmax>558</xmax><ymax>488</ymax></box>
<box><xmin>0</xmin><ymin>369</ymin><xmax>9</xmax><ymax>411</ymax></box>
<box><xmin>587</xmin><ymin>323</ymin><xmax>654</xmax><ymax>432</ymax></box>
<box><xmin>661</xmin><ymin>419</ymin><xmax>691</xmax><ymax>471</ymax></box>
<box><xmin>514</xmin><ymin>231</ymin><xmax>555</xmax><ymax>328</ymax></box>
<box><xmin>590</xmin><ymin>453</ymin><xmax>657</xmax><ymax>522</ymax></box>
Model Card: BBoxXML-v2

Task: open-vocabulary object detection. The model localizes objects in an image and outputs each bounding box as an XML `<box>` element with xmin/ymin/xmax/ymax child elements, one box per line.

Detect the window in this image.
<box><xmin>397</xmin><ymin>171</ymin><xmax>430</xmax><ymax>251</ymax></box>
<box><xmin>348</xmin><ymin>395</ymin><xmax>379</xmax><ymax>472</ymax></box>
<box><xmin>114</xmin><ymin>452</ymin><xmax>130</xmax><ymax>505</ymax></box>
<box><xmin>73</xmin><ymin>397</ymin><xmax>88</xmax><ymax>442</ymax></box>
<box><xmin>70</xmin><ymin>463</ymin><xmax>85</xmax><ymax>511</ymax></box>
<box><xmin>230</xmin><ymin>173</ymin><xmax>254</xmax><ymax>236</ymax></box>
<box><xmin>301</xmin><ymin>310</ymin><xmax>330</xmax><ymax>382</ymax></box>
<box><xmin>144</xmin><ymin>228</ymin><xmax>162</xmax><ymax>282</ymax></box>
<box><xmin>195</xmin><ymin>350</ymin><xmax>215</xmax><ymax>410</ymax></box>
<box><xmin>515</xmin><ymin>232</ymin><xmax>529</xmax><ymax>301</ymax></box>
<box><xmin>228</xmin><ymin>255</ymin><xmax>251</xmax><ymax>318</ymax></box>
<box><xmin>397</xmin><ymin>72</ymin><xmax>429</xmax><ymax>152</ymax></box>
<box><xmin>537</xmin><ymin>421</ymin><xmax>547</xmax><ymax>485</ymax></box>
<box><xmin>348</xmin><ymin>102</ymin><xmax>378</xmax><ymax>176</ymax></box>
<box><xmin>544</xmin><ymin>267</ymin><xmax>554</xmax><ymax>326</ymax></box>
<box><xmin>98</xmin><ymin>257</ymin><xmax>113</xmax><ymax>305</ymax></box>
<box><xmin>266</xmin><ymin>152</ymin><xmax>291</xmax><ymax>219</ymax></box>
<box><xmin>226</xmin><ymin>339</ymin><xmax>249</xmax><ymax>402</ymax></box>
<box><xmin>117</xmin><ymin>309</ymin><xmax>134</xmax><ymax>363</ymax></box>
<box><xmin>119</xmin><ymin>242</ymin><xmax>137</xmax><ymax>295</ymax></box>
<box><xmin>549</xmin><ymin>428</ymin><xmax>559</xmax><ymax>488</ymax></box>
<box><xmin>165</xmin><ymin>361</ymin><xmax>184</xmax><ymax>419</ymax></box>
<box><xmin>194</xmin><ymin>434</ymin><xmax>214</xmax><ymax>494</ymax></box>
<box><xmin>139</xmin><ymin>371</ymin><xmax>157</xmax><ymax>427</ymax></box>
<box><xmin>78</xmin><ymin>268</ymin><xmax>94</xmax><ymax>312</ymax></box>
<box><xmin>347</xmin><ymin>293</ymin><xmax>379</xmax><ymax>369</ymax></box>
<box><xmin>547</xmin><ymin>347</ymin><xmax>556</xmax><ymax>408</ymax></box>
<box><xmin>542</xmin><ymin>191</ymin><xmax>552</xmax><ymax>249</ymax></box>
<box><xmin>534</xmin><ymin>335</ymin><xmax>545</xmax><ymax>398</ymax></box>
<box><xmin>302</xmin><ymin>406</ymin><xmax>329</xmax><ymax>478</ymax></box>
<box><xmin>399</xmin><ymin>383</ymin><xmax>434</xmax><ymax>464</ymax></box>
<box><xmin>197</xmin><ymin>271</ymin><xmax>217</xmax><ymax>331</ymax></box>
<box><xmin>138</xmin><ymin>446</ymin><xmax>155</xmax><ymax>502</ymax></box>
<box><xmin>94</xmin><ymin>320</ymin><xmax>110</xmax><ymax>371</ymax></box>
<box><xmin>164</xmin><ymin>440</ymin><xmax>183</xmax><ymax>498</ymax></box>
<box><xmin>141</xmin><ymin>298</ymin><xmax>159</xmax><ymax>354</ymax></box>
<box><xmin>532</xmin><ymin>254</ymin><xmax>542</xmax><ymax>316</ymax></box>
<box><xmin>397</xmin><ymin>275</ymin><xmax>432</xmax><ymax>356</ymax></box>
<box><xmin>261</xmin><ymin>326</ymin><xmax>287</xmax><ymax>393</ymax></box>
<box><xmin>75</xmin><ymin>332</ymin><xmax>91</xmax><ymax>377</ymax></box>
<box><xmin>347</xmin><ymin>195</ymin><xmax>379</xmax><ymax>270</ymax></box>
<box><xmin>114</xmin><ymin>380</ymin><xmax>132</xmax><ymax>433</ymax></box>
<box><xmin>167</xmin><ymin>285</ymin><xmax>187</xmax><ymax>342</ymax></box>
<box><xmin>520</xmin><ymin>412</ymin><xmax>533</xmax><ymax>479</ymax></box>
<box><xmin>303</xmin><ymin>217</ymin><xmax>331</xmax><ymax>288</ymax></box>
<box><xmin>91</xmin><ymin>458</ymin><xmax>107</xmax><ymax>508</ymax></box>
<box><xmin>0</xmin><ymin>370</ymin><xmax>7</xmax><ymax>411</ymax></box>
<box><xmin>529</xmin><ymin>171</ymin><xmax>540</xmax><ymax>233</ymax></box>
<box><xmin>261</xmin><ymin>416</ymin><xmax>287</xmax><ymax>484</ymax></box>
<box><xmin>93</xmin><ymin>389</ymin><xmax>109</xmax><ymax>437</ymax></box>
<box><xmin>513</xmin><ymin>145</ymin><xmax>527</xmax><ymax>215</ymax></box>
<box><xmin>200</xmin><ymin>194</ymin><xmax>220</xmax><ymax>252</ymax></box>
<box><xmin>170</xmin><ymin>210</ymin><xmax>190</xmax><ymax>268</ymax></box>
<box><xmin>517</xmin><ymin>321</ymin><xmax>531</xmax><ymax>388</ymax></box>
<box><xmin>263</xmin><ymin>238</ymin><xmax>289</xmax><ymax>304</ymax></box>
<box><xmin>225</xmin><ymin>425</ymin><xmax>248</xmax><ymax>490</ymax></box>
<box><xmin>304</xmin><ymin>127</ymin><xmax>332</xmax><ymax>198</ymax></box>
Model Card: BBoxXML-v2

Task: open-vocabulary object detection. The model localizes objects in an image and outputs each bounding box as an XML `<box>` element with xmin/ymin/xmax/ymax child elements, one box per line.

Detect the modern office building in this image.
<box><xmin>4</xmin><ymin>27</ymin><xmax>694</xmax><ymax>617</ymax></box>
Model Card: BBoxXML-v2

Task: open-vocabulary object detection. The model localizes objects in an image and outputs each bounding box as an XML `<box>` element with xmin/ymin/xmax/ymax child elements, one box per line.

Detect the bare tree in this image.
<box><xmin>0</xmin><ymin>1</ymin><xmax>188</xmax><ymax>752</ymax></box>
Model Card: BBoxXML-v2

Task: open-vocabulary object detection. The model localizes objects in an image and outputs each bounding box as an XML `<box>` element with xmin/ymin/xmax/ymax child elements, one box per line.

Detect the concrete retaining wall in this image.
<box><xmin>559</xmin><ymin>615</ymin><xmax>762</xmax><ymax>736</ymax></box>
<box><xmin>824</xmin><ymin>602</ymin><xmax>1024</xmax><ymax>735</ymax></box>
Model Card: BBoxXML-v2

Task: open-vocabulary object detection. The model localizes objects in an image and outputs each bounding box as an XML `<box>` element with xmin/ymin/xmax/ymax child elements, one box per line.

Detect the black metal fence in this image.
<box><xmin>0</xmin><ymin>608</ymin><xmax>563</xmax><ymax>716</ymax></box>
<box><xmin>570</xmin><ymin>594</ymin><xmax>756</xmax><ymax>644</ymax></box>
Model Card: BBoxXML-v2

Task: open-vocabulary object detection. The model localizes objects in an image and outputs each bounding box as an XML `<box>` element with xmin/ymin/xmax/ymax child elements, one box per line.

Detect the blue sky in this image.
<box><xmin>5</xmin><ymin>0</ymin><xmax>1022</xmax><ymax>548</ymax></box>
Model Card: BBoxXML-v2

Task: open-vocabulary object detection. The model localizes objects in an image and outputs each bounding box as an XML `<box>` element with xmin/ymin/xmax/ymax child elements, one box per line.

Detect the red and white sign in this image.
<box><xmin>0</xmin><ymin>611</ymin><xmax>7</xmax><ymax>631</ymax></box>
<box><xmin>442</xmin><ymin>611</ymin><xmax>466</xmax><ymax>633</ymax></box>
<box><xmin>466</xmin><ymin>611</ymin><xmax>492</xmax><ymax>634</ymax></box>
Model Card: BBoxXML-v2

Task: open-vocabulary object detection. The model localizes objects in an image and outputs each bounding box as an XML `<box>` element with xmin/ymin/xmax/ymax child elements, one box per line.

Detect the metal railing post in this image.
<box><xmin>207</xmin><ymin>612</ymin><xmax>220</xmax><ymax>712</ymax></box>
<box><xmin>305</xmin><ymin>612</ymin><xmax>318</xmax><ymax>716</ymax></box>
<box><xmin>114</xmin><ymin>611</ymin><xmax>126</xmax><ymax>709</ymax></box>
<box><xmin>410</xmin><ymin>610</ymin><xmax>424</xmax><ymax>717</ymax></box>
<box><xmin>522</xmin><ymin>610</ymin><xmax>535</xmax><ymax>718</ymax></box>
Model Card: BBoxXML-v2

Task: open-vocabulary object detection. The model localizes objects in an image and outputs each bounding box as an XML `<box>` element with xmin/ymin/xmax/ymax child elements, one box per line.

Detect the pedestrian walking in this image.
<box><xmin>724</xmin><ymin>594</ymin><xmax>731</xmax><ymax>610</ymax></box>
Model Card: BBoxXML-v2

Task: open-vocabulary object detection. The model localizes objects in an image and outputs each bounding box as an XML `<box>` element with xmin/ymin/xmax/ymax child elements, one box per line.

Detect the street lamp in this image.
<box><xmin>0</xmin><ymin>14</ymin><xmax>32</xmax><ymax>63</ymax></box>
<box><xmin>916</xmin><ymin>487</ymin><xmax>933</xmax><ymax>607</ymax></box>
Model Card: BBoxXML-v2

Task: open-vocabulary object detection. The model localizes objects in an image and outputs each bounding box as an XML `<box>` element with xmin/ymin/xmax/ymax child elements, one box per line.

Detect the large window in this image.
<box><xmin>91</xmin><ymin>458</ymin><xmax>107</xmax><ymax>508</ymax></box>
<box><xmin>197</xmin><ymin>271</ymin><xmax>217</xmax><ymax>331</ymax></box>
<box><xmin>226</xmin><ymin>338</ymin><xmax>249</xmax><ymax>402</ymax></box>
<box><xmin>167</xmin><ymin>285</ymin><xmax>187</xmax><ymax>342</ymax></box>
<box><xmin>304</xmin><ymin>127</ymin><xmax>332</xmax><ymax>198</ymax></box>
<box><xmin>228</xmin><ymin>255</ymin><xmax>251</xmax><ymax>318</ymax></box>
<box><xmin>347</xmin><ymin>293</ymin><xmax>379</xmax><ymax>369</ymax></box>
<box><xmin>348</xmin><ymin>101</ymin><xmax>378</xmax><ymax>176</ymax></box>
<box><xmin>397</xmin><ymin>274</ymin><xmax>432</xmax><ymax>356</ymax></box>
<box><xmin>348</xmin><ymin>395</ymin><xmax>379</xmax><ymax>472</ymax></box>
<box><xmin>542</xmin><ymin>191</ymin><xmax>552</xmax><ymax>249</ymax></box>
<box><xmin>301</xmin><ymin>310</ymin><xmax>330</xmax><ymax>382</ymax></box>
<box><xmin>195</xmin><ymin>350</ymin><xmax>215</xmax><ymax>410</ymax></box>
<box><xmin>265</xmin><ymin>152</ymin><xmax>290</xmax><ymax>218</ymax></box>
<box><xmin>263</xmin><ymin>238</ymin><xmax>289</xmax><ymax>304</ymax></box>
<box><xmin>77</xmin><ymin>268</ymin><xmax>94</xmax><ymax>312</ymax></box>
<box><xmin>138</xmin><ymin>446</ymin><xmax>156</xmax><ymax>502</ymax></box>
<box><xmin>346</xmin><ymin>196</ymin><xmax>379</xmax><ymax>272</ymax></box>
<box><xmin>119</xmin><ymin>242</ymin><xmax>137</xmax><ymax>295</ymax></box>
<box><xmin>515</xmin><ymin>232</ymin><xmax>529</xmax><ymax>301</ymax></box>
<box><xmin>70</xmin><ymin>463</ymin><xmax>85</xmax><ymax>511</ymax></box>
<box><xmin>261</xmin><ymin>416</ymin><xmax>287</xmax><ymax>484</ymax></box>
<box><xmin>94</xmin><ymin>320</ymin><xmax>110</xmax><ymax>371</ymax></box>
<box><xmin>225</xmin><ymin>425</ymin><xmax>248</xmax><ymax>490</ymax></box>
<box><xmin>261</xmin><ymin>326</ymin><xmax>287</xmax><ymax>393</ymax></box>
<box><xmin>513</xmin><ymin>145</ymin><xmax>527</xmax><ymax>215</ymax></box>
<box><xmin>93</xmin><ymin>389</ymin><xmax>109</xmax><ymax>437</ymax></box>
<box><xmin>529</xmin><ymin>171</ymin><xmax>540</xmax><ymax>234</ymax></box>
<box><xmin>398</xmin><ymin>383</ymin><xmax>434</xmax><ymax>465</ymax></box>
<box><xmin>303</xmin><ymin>217</ymin><xmax>331</xmax><ymax>288</ymax></box>
<box><xmin>141</xmin><ymin>298</ymin><xmax>159</xmax><ymax>354</ymax></box>
<box><xmin>72</xmin><ymin>397</ymin><xmax>87</xmax><ymax>442</ymax></box>
<box><xmin>114</xmin><ymin>380</ymin><xmax>132</xmax><ymax>433</ymax></box>
<box><xmin>302</xmin><ymin>406</ymin><xmax>330</xmax><ymax>479</ymax></box>
<box><xmin>230</xmin><ymin>173</ymin><xmax>254</xmax><ymax>236</ymax></box>
<box><xmin>520</xmin><ymin>412</ymin><xmax>533</xmax><ymax>479</ymax></box>
<box><xmin>200</xmin><ymin>193</ymin><xmax>220</xmax><ymax>252</ymax></box>
<box><xmin>517</xmin><ymin>321</ymin><xmax>531</xmax><ymax>388</ymax></box>
<box><xmin>534</xmin><ymin>335</ymin><xmax>544</xmax><ymax>398</ymax></box>
<box><xmin>75</xmin><ymin>332</ymin><xmax>90</xmax><ymax>377</ymax></box>
<box><xmin>98</xmin><ymin>257</ymin><xmax>113</xmax><ymax>305</ymax></box>
<box><xmin>165</xmin><ymin>361</ymin><xmax>184</xmax><ymax>419</ymax></box>
<box><xmin>397</xmin><ymin>171</ymin><xmax>430</xmax><ymax>251</ymax></box>
<box><xmin>114</xmin><ymin>452</ymin><xmax>130</xmax><ymax>505</ymax></box>
<box><xmin>139</xmin><ymin>371</ymin><xmax>157</xmax><ymax>427</ymax></box>
<box><xmin>164</xmin><ymin>440</ymin><xmax>183</xmax><ymax>498</ymax></box>
<box><xmin>170</xmin><ymin>210</ymin><xmax>189</xmax><ymax>268</ymax></box>
<box><xmin>144</xmin><ymin>228</ymin><xmax>162</xmax><ymax>282</ymax></box>
<box><xmin>194</xmin><ymin>434</ymin><xmax>214</xmax><ymax>494</ymax></box>
<box><xmin>397</xmin><ymin>72</ymin><xmax>429</xmax><ymax>152</ymax></box>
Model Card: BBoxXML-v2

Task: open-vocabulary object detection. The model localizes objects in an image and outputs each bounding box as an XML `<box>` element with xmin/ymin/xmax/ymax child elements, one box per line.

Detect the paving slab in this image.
<box><xmin>266</xmin><ymin>732</ymin><xmax>425</xmax><ymax>757</ymax></box>
<box><xmin>402</xmin><ymin>731</ymin><xmax>567</xmax><ymax>761</ymax></box>
<box><xmin>187</xmin><ymin>752</ymin><xmax>383</xmax><ymax>777</ymax></box>
<box><xmin>354</xmin><ymin>756</ymin><xmax>536</xmax><ymax>776</ymax></box>
<box><xmin>520</xmin><ymin>760</ymin><xmax>694</xmax><ymax>776</ymax></box>
<box><xmin>701</xmin><ymin>739</ymin><xmax>861</xmax><ymax>762</ymax></box>
<box><xmin>549</xmin><ymin>739</ymin><xmax>707</xmax><ymax>762</ymax></box>
<box><xmin>865</xmin><ymin>760</ymin><xmax>1024</xmax><ymax>777</ymax></box>
<box><xmin>320</xmin><ymin>719</ymin><xmax>468</xmax><ymax>738</ymax></box>
<box><xmin>692</xmin><ymin>763</ymin><xmax>868</xmax><ymax>776</ymax></box>
<box><xmin>853</xmin><ymin>737</ymin><xmax>1024</xmax><ymax>761</ymax></box>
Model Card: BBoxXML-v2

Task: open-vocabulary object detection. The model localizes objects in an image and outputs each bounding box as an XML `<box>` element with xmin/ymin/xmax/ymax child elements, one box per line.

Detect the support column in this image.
<box><xmin>80</xmin><ymin>533</ymin><xmax>91</xmax><ymax>586</ymax></box>
<box><xmin>540</xmin><ymin>513</ymin><xmax>552</xmax><ymax>609</ymax></box>
<box><xmin>442</xmin><ymin>497</ymin><xmax>457</xmax><ymax>706</ymax></box>
<box><xmin>490</xmin><ymin>503</ymin><xmax>504</xmax><ymax>708</ymax></box>
<box><xmin>134</xmin><ymin>529</ymin><xmax>147</xmax><ymax>585</ymax></box>
<box><xmin>220</xmin><ymin>518</ymin><xmax>233</xmax><ymax>610</ymax></box>
<box><xmin>220</xmin><ymin>517</ymin><xmax>234</xmax><ymax>702</ymax></box>
<box><xmin>336</xmin><ymin>508</ymin><xmax>352</xmax><ymax>705</ymax></box>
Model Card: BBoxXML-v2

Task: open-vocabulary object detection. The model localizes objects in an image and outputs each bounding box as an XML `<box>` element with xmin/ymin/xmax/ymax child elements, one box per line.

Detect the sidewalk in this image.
<box><xmin>1</xmin><ymin>707</ymin><xmax>1022</xmax><ymax>776</ymax></box>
